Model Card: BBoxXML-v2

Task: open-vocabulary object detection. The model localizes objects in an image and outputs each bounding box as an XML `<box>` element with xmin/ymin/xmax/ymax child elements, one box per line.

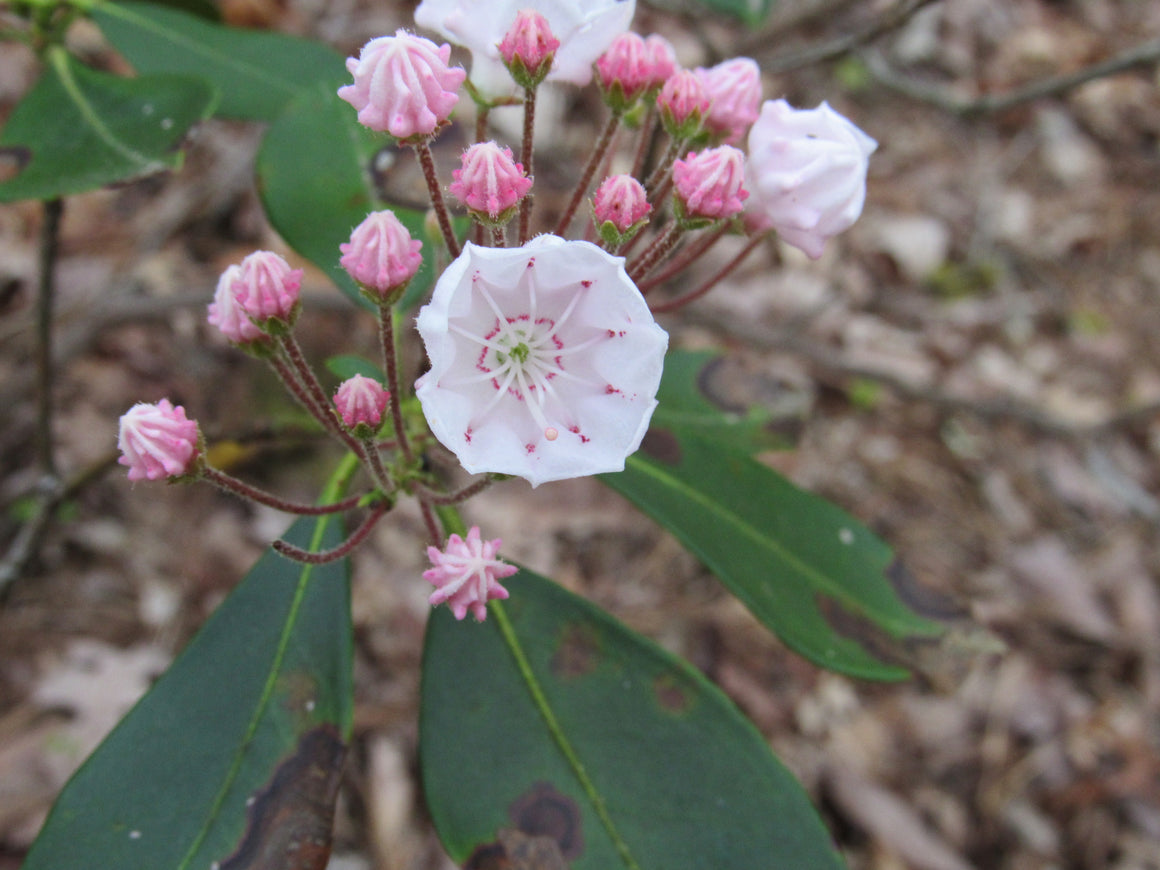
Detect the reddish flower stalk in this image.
<box><xmin>649</xmin><ymin>233</ymin><xmax>767</xmax><ymax>314</ymax></box>
<box><xmin>554</xmin><ymin>113</ymin><xmax>621</xmax><ymax>236</ymax></box>
<box><xmin>415</xmin><ymin>475</ymin><xmax>496</xmax><ymax>505</ymax></box>
<box><xmin>203</xmin><ymin>466</ymin><xmax>368</xmax><ymax>515</ymax></box>
<box><xmin>379</xmin><ymin>307</ymin><xmax>415</xmax><ymax>465</ymax></box>
<box><xmin>628</xmin><ymin>222</ymin><xmax>683</xmax><ymax>282</ymax></box>
<box><xmin>518</xmin><ymin>86</ymin><xmax>537</xmax><ymax>244</ymax></box>
<box><xmin>638</xmin><ymin>223</ymin><xmax>729</xmax><ymax>294</ymax></box>
<box><xmin>413</xmin><ymin>139</ymin><xmax>461</xmax><ymax>258</ymax></box>
<box><xmin>273</xmin><ymin>501</ymin><xmax>389</xmax><ymax>564</ymax></box>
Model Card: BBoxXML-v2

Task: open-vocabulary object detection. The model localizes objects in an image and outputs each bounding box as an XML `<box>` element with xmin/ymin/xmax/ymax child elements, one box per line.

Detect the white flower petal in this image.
<box><xmin>415</xmin><ymin>236</ymin><xmax>667</xmax><ymax>486</ymax></box>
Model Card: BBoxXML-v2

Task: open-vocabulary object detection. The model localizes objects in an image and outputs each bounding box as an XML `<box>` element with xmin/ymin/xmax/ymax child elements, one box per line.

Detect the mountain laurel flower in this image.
<box><xmin>448</xmin><ymin>142</ymin><xmax>533</xmax><ymax>225</ymax></box>
<box><xmin>229</xmin><ymin>250</ymin><xmax>304</xmax><ymax>333</ymax></box>
<box><xmin>414</xmin><ymin>0</ymin><xmax>635</xmax><ymax>98</ymax></box>
<box><xmin>424</xmin><ymin>526</ymin><xmax>518</xmax><ymax>621</ymax></box>
<box><xmin>340</xmin><ymin>210</ymin><xmax>423</xmax><ymax>304</ymax></box>
<box><xmin>497</xmin><ymin>9</ymin><xmax>559</xmax><ymax>89</ymax></box>
<box><xmin>656</xmin><ymin>69</ymin><xmax>710</xmax><ymax>139</ymax></box>
<box><xmin>117</xmin><ymin>400</ymin><xmax>202</xmax><ymax>482</ymax></box>
<box><xmin>595</xmin><ymin>32</ymin><xmax>677</xmax><ymax>112</ymax></box>
<box><xmin>745</xmin><ymin>99</ymin><xmax>878</xmax><ymax>259</ymax></box>
<box><xmin>673</xmin><ymin>145</ymin><xmax>749</xmax><ymax>224</ymax></box>
<box><xmin>415</xmin><ymin>235</ymin><xmax>668</xmax><ymax>487</ymax></box>
<box><xmin>334</xmin><ymin>375</ymin><xmax>391</xmax><ymax>437</ymax></box>
<box><xmin>338</xmin><ymin>30</ymin><xmax>465</xmax><ymax>140</ymax></box>
<box><xmin>697</xmin><ymin>57</ymin><xmax>762</xmax><ymax>144</ymax></box>
<box><xmin>592</xmin><ymin>174</ymin><xmax>651</xmax><ymax>247</ymax></box>
<box><xmin>207</xmin><ymin>264</ymin><xmax>269</xmax><ymax>351</ymax></box>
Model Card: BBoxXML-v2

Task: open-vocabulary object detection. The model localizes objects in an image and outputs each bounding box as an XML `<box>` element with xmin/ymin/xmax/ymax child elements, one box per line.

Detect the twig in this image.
<box><xmin>202</xmin><ymin>466</ymin><xmax>369</xmax><ymax>515</ymax></box>
<box><xmin>555</xmin><ymin>113</ymin><xmax>621</xmax><ymax>236</ymax></box>
<box><xmin>864</xmin><ymin>37</ymin><xmax>1160</xmax><ymax>116</ymax></box>
<box><xmin>518</xmin><ymin>85</ymin><xmax>536</xmax><ymax>244</ymax></box>
<box><xmin>35</xmin><ymin>198</ymin><xmax>63</xmax><ymax>479</ymax></box>
<box><xmin>650</xmin><ymin>233</ymin><xmax>765</xmax><ymax>314</ymax></box>
<box><xmin>273</xmin><ymin>501</ymin><xmax>389</xmax><ymax>564</ymax></box>
<box><xmin>756</xmin><ymin>0</ymin><xmax>942</xmax><ymax>74</ymax></box>
<box><xmin>413</xmin><ymin>138</ymin><xmax>461</xmax><ymax>258</ymax></box>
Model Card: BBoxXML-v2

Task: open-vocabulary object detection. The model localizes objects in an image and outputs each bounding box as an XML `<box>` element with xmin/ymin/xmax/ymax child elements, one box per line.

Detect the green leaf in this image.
<box><xmin>325</xmin><ymin>354</ymin><xmax>386</xmax><ymax>384</ymax></box>
<box><xmin>92</xmin><ymin>0</ymin><xmax>345</xmax><ymax>121</ymax></box>
<box><xmin>0</xmin><ymin>47</ymin><xmax>216</xmax><ymax>203</ymax></box>
<box><xmin>22</xmin><ymin>516</ymin><xmax>353</xmax><ymax>869</ymax></box>
<box><xmin>421</xmin><ymin>570</ymin><xmax>846</xmax><ymax>870</ymax></box>
<box><xmin>256</xmin><ymin>80</ymin><xmax>444</xmax><ymax>309</ymax></box>
<box><xmin>652</xmin><ymin>348</ymin><xmax>798</xmax><ymax>453</ymax></box>
<box><xmin>601</xmin><ymin>430</ymin><xmax>943</xmax><ymax>680</ymax></box>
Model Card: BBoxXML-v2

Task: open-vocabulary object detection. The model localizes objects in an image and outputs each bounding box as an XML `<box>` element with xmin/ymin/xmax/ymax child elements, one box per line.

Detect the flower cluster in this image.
<box><xmin>116</xmin><ymin>4</ymin><xmax>876</xmax><ymax>622</ymax></box>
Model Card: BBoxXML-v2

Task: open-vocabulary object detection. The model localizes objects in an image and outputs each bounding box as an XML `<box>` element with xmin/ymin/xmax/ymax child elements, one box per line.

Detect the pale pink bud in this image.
<box><xmin>340</xmin><ymin>210</ymin><xmax>423</xmax><ymax>301</ymax></box>
<box><xmin>231</xmin><ymin>251</ymin><xmax>303</xmax><ymax>329</ymax></box>
<box><xmin>657</xmin><ymin>69</ymin><xmax>710</xmax><ymax>138</ymax></box>
<box><xmin>593</xmin><ymin>174</ymin><xmax>650</xmax><ymax>236</ymax></box>
<box><xmin>338</xmin><ymin>30</ymin><xmax>466</xmax><ymax>140</ymax></box>
<box><xmin>673</xmin><ymin>145</ymin><xmax>749</xmax><ymax>222</ymax></box>
<box><xmin>207</xmin><ymin>264</ymin><xmax>266</xmax><ymax>347</ymax></box>
<box><xmin>448</xmin><ymin>141</ymin><xmax>532</xmax><ymax>223</ymax></box>
<box><xmin>745</xmin><ymin>99</ymin><xmax>878</xmax><ymax>259</ymax></box>
<box><xmin>334</xmin><ymin>375</ymin><xmax>390</xmax><ymax>433</ymax></box>
<box><xmin>595</xmin><ymin>32</ymin><xmax>676</xmax><ymax>110</ymax></box>
<box><xmin>424</xmin><ymin>526</ymin><xmax>518</xmax><ymax>621</ymax></box>
<box><xmin>696</xmin><ymin>57</ymin><xmax>762</xmax><ymax>144</ymax></box>
<box><xmin>497</xmin><ymin>10</ymin><xmax>559</xmax><ymax>88</ymax></box>
<box><xmin>117</xmin><ymin>399</ymin><xmax>201</xmax><ymax>482</ymax></box>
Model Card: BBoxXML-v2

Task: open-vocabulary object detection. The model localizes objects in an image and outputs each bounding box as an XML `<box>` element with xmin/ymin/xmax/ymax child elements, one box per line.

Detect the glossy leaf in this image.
<box><xmin>93</xmin><ymin>0</ymin><xmax>345</xmax><ymax>121</ymax></box>
<box><xmin>652</xmin><ymin>348</ymin><xmax>797</xmax><ymax>453</ymax></box>
<box><xmin>256</xmin><ymin>81</ymin><xmax>442</xmax><ymax>308</ymax></box>
<box><xmin>602</xmin><ymin>426</ymin><xmax>943</xmax><ymax>680</ymax></box>
<box><xmin>0</xmin><ymin>47</ymin><xmax>216</xmax><ymax>203</ymax></box>
<box><xmin>421</xmin><ymin>570</ymin><xmax>846</xmax><ymax>870</ymax></box>
<box><xmin>22</xmin><ymin>517</ymin><xmax>353</xmax><ymax>869</ymax></box>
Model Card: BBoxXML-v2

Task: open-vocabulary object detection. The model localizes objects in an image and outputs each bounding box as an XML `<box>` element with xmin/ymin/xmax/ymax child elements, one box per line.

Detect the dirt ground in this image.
<box><xmin>2</xmin><ymin>1</ymin><xmax>1160</xmax><ymax>868</ymax></box>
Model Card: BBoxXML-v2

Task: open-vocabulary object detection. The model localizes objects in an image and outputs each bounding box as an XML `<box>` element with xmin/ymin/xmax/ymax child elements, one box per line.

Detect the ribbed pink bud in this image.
<box><xmin>424</xmin><ymin>526</ymin><xmax>517</xmax><ymax>621</ymax></box>
<box><xmin>498</xmin><ymin>10</ymin><xmax>559</xmax><ymax>88</ymax></box>
<box><xmin>697</xmin><ymin>57</ymin><xmax>762</xmax><ymax>144</ymax></box>
<box><xmin>207</xmin><ymin>264</ymin><xmax>267</xmax><ymax>348</ymax></box>
<box><xmin>595</xmin><ymin>32</ymin><xmax>676</xmax><ymax>110</ymax></box>
<box><xmin>657</xmin><ymin>69</ymin><xmax>710</xmax><ymax>138</ymax></box>
<box><xmin>592</xmin><ymin>174</ymin><xmax>650</xmax><ymax>243</ymax></box>
<box><xmin>340</xmin><ymin>210</ymin><xmax>423</xmax><ymax>302</ymax></box>
<box><xmin>231</xmin><ymin>251</ymin><xmax>303</xmax><ymax>330</ymax></box>
<box><xmin>448</xmin><ymin>141</ymin><xmax>532</xmax><ymax>223</ymax></box>
<box><xmin>117</xmin><ymin>399</ymin><xmax>201</xmax><ymax>482</ymax></box>
<box><xmin>338</xmin><ymin>30</ymin><xmax>466</xmax><ymax>140</ymax></box>
<box><xmin>673</xmin><ymin>146</ymin><xmax>749</xmax><ymax>222</ymax></box>
<box><xmin>334</xmin><ymin>375</ymin><xmax>390</xmax><ymax>433</ymax></box>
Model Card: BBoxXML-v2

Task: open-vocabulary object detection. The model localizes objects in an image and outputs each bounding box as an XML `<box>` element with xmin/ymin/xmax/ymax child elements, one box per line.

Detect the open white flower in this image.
<box><xmin>415</xmin><ymin>0</ymin><xmax>636</xmax><ymax>98</ymax></box>
<box><xmin>415</xmin><ymin>236</ymin><xmax>667</xmax><ymax>486</ymax></box>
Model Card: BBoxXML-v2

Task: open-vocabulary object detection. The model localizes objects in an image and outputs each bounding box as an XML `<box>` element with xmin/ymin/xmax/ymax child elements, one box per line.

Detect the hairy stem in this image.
<box><xmin>378</xmin><ymin>307</ymin><xmax>415</xmax><ymax>465</ymax></box>
<box><xmin>555</xmin><ymin>112</ymin><xmax>621</xmax><ymax>236</ymax></box>
<box><xmin>202</xmin><ymin>466</ymin><xmax>369</xmax><ymax>515</ymax></box>
<box><xmin>274</xmin><ymin>501</ymin><xmax>389</xmax><ymax>564</ymax></box>
<box><xmin>518</xmin><ymin>85</ymin><xmax>536</xmax><ymax>243</ymax></box>
<box><xmin>650</xmin><ymin>232</ymin><xmax>766</xmax><ymax>313</ymax></box>
<box><xmin>413</xmin><ymin>138</ymin><xmax>460</xmax><ymax>258</ymax></box>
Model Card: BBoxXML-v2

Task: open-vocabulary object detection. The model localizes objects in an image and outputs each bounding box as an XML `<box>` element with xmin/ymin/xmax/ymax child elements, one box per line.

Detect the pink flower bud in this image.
<box><xmin>340</xmin><ymin>210</ymin><xmax>423</xmax><ymax>302</ymax></box>
<box><xmin>338</xmin><ymin>30</ymin><xmax>466</xmax><ymax>140</ymax></box>
<box><xmin>334</xmin><ymin>375</ymin><xmax>390</xmax><ymax>434</ymax></box>
<box><xmin>656</xmin><ymin>69</ymin><xmax>710</xmax><ymax>139</ymax></box>
<box><xmin>696</xmin><ymin>57</ymin><xmax>762</xmax><ymax>144</ymax></box>
<box><xmin>207</xmin><ymin>264</ymin><xmax>268</xmax><ymax>348</ymax></box>
<box><xmin>673</xmin><ymin>145</ymin><xmax>749</xmax><ymax>222</ymax></box>
<box><xmin>498</xmin><ymin>10</ymin><xmax>559</xmax><ymax>88</ymax></box>
<box><xmin>595</xmin><ymin>32</ymin><xmax>676</xmax><ymax>110</ymax></box>
<box><xmin>424</xmin><ymin>526</ymin><xmax>518</xmax><ymax>621</ymax></box>
<box><xmin>448</xmin><ymin>141</ymin><xmax>532</xmax><ymax>223</ymax></box>
<box><xmin>745</xmin><ymin>99</ymin><xmax>878</xmax><ymax>259</ymax></box>
<box><xmin>117</xmin><ymin>399</ymin><xmax>201</xmax><ymax>482</ymax></box>
<box><xmin>592</xmin><ymin>174</ymin><xmax>650</xmax><ymax>245</ymax></box>
<box><xmin>231</xmin><ymin>251</ymin><xmax>303</xmax><ymax>330</ymax></box>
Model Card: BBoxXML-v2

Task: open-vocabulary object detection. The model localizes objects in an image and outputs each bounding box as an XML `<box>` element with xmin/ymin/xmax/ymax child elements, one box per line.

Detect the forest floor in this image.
<box><xmin>1</xmin><ymin>1</ymin><xmax>1159</xmax><ymax>868</ymax></box>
